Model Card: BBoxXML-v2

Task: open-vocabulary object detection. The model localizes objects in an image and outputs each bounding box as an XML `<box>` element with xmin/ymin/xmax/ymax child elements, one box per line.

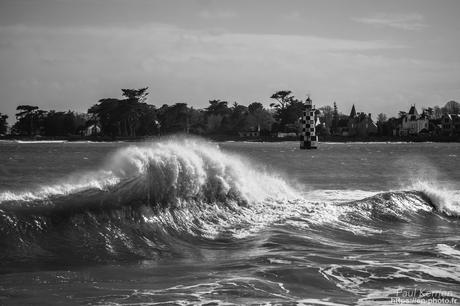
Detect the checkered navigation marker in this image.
<box><xmin>300</xmin><ymin>97</ymin><xmax>318</xmax><ymax>149</ymax></box>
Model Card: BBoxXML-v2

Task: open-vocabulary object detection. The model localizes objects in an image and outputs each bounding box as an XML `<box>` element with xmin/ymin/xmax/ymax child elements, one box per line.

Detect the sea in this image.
<box><xmin>0</xmin><ymin>138</ymin><xmax>459</xmax><ymax>305</ymax></box>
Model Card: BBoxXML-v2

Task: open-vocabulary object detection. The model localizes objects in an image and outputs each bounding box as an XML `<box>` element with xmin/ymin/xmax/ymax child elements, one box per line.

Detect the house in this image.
<box><xmin>399</xmin><ymin>105</ymin><xmax>429</xmax><ymax>136</ymax></box>
<box><xmin>441</xmin><ymin>114</ymin><xmax>460</xmax><ymax>136</ymax></box>
<box><xmin>238</xmin><ymin>125</ymin><xmax>260</xmax><ymax>138</ymax></box>
<box><xmin>276</xmin><ymin>132</ymin><xmax>297</xmax><ymax>138</ymax></box>
<box><xmin>238</xmin><ymin>130</ymin><xmax>260</xmax><ymax>137</ymax></box>
<box><xmin>84</xmin><ymin>124</ymin><xmax>101</xmax><ymax>136</ymax></box>
<box><xmin>347</xmin><ymin>105</ymin><xmax>378</xmax><ymax>137</ymax></box>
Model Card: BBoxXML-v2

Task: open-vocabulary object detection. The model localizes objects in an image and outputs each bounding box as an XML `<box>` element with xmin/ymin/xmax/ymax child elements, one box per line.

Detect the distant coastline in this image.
<box><xmin>2</xmin><ymin>89</ymin><xmax>459</xmax><ymax>145</ymax></box>
<box><xmin>1</xmin><ymin>134</ymin><xmax>460</xmax><ymax>143</ymax></box>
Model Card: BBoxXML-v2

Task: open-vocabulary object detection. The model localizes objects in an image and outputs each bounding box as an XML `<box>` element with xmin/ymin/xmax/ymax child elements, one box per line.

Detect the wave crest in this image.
<box><xmin>1</xmin><ymin>138</ymin><xmax>459</xmax><ymax>268</ymax></box>
<box><xmin>411</xmin><ymin>181</ymin><xmax>460</xmax><ymax>216</ymax></box>
<box><xmin>0</xmin><ymin>139</ymin><xmax>301</xmax><ymax>266</ymax></box>
<box><xmin>107</xmin><ymin>139</ymin><xmax>297</xmax><ymax>208</ymax></box>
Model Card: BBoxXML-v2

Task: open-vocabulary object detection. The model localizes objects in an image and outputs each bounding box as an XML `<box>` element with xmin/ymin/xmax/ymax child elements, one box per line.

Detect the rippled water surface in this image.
<box><xmin>0</xmin><ymin>139</ymin><xmax>459</xmax><ymax>305</ymax></box>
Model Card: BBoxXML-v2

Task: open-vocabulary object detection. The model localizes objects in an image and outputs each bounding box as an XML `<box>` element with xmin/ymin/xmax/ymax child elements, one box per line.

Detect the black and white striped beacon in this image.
<box><xmin>300</xmin><ymin>96</ymin><xmax>318</xmax><ymax>149</ymax></box>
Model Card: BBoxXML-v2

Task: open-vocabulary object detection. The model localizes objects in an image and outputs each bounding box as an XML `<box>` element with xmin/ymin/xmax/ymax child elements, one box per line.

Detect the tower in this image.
<box><xmin>349</xmin><ymin>104</ymin><xmax>356</xmax><ymax>118</ymax></box>
<box><xmin>300</xmin><ymin>96</ymin><xmax>318</xmax><ymax>149</ymax></box>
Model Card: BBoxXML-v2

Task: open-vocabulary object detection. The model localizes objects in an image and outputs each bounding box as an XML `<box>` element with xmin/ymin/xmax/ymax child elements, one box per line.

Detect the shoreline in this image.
<box><xmin>1</xmin><ymin>134</ymin><xmax>460</xmax><ymax>143</ymax></box>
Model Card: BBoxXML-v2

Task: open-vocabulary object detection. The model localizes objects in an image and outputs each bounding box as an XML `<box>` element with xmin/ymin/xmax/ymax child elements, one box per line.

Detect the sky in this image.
<box><xmin>1</xmin><ymin>0</ymin><xmax>459</xmax><ymax>122</ymax></box>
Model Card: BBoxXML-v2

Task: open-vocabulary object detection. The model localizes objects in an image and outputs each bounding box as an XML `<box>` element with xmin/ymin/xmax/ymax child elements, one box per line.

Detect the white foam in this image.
<box><xmin>410</xmin><ymin>181</ymin><xmax>460</xmax><ymax>216</ymax></box>
<box><xmin>436</xmin><ymin>244</ymin><xmax>460</xmax><ymax>259</ymax></box>
<box><xmin>107</xmin><ymin>139</ymin><xmax>299</xmax><ymax>204</ymax></box>
<box><xmin>0</xmin><ymin>171</ymin><xmax>120</xmax><ymax>203</ymax></box>
<box><xmin>0</xmin><ymin>138</ymin><xmax>303</xmax><ymax>239</ymax></box>
<box><xmin>15</xmin><ymin>140</ymin><xmax>68</xmax><ymax>144</ymax></box>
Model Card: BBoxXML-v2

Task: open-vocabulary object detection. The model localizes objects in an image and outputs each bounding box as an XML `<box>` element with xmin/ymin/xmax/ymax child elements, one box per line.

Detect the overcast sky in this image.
<box><xmin>1</xmin><ymin>0</ymin><xmax>459</xmax><ymax>121</ymax></box>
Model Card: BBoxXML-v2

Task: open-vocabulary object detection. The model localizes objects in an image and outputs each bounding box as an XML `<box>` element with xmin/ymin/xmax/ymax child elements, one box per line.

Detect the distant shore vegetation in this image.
<box><xmin>0</xmin><ymin>87</ymin><xmax>459</xmax><ymax>141</ymax></box>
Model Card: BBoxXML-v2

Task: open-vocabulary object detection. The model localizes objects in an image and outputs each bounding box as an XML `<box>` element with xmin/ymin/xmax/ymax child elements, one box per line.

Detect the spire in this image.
<box><xmin>408</xmin><ymin>105</ymin><xmax>418</xmax><ymax>116</ymax></box>
<box><xmin>349</xmin><ymin>104</ymin><xmax>356</xmax><ymax>118</ymax></box>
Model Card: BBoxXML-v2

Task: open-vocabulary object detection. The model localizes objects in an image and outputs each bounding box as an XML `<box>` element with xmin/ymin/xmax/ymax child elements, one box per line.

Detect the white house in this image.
<box><xmin>84</xmin><ymin>124</ymin><xmax>101</xmax><ymax>136</ymax></box>
<box><xmin>400</xmin><ymin>106</ymin><xmax>429</xmax><ymax>136</ymax></box>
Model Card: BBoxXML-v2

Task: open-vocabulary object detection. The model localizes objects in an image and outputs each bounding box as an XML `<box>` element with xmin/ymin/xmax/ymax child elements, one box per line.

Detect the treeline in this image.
<box><xmin>87</xmin><ymin>87</ymin><xmax>277</xmax><ymax>137</ymax></box>
<box><xmin>2</xmin><ymin>86</ymin><xmax>458</xmax><ymax>138</ymax></box>
<box><xmin>0</xmin><ymin>106</ymin><xmax>87</xmax><ymax>137</ymax></box>
<box><xmin>0</xmin><ymin>113</ymin><xmax>7</xmax><ymax>135</ymax></box>
<box><xmin>2</xmin><ymin>88</ymin><xmax>308</xmax><ymax>138</ymax></box>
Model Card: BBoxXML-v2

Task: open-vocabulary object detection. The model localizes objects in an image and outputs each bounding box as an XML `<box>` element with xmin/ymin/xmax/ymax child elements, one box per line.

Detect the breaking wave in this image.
<box><xmin>0</xmin><ymin>139</ymin><xmax>299</xmax><ymax>267</ymax></box>
<box><xmin>0</xmin><ymin>138</ymin><xmax>458</xmax><ymax>269</ymax></box>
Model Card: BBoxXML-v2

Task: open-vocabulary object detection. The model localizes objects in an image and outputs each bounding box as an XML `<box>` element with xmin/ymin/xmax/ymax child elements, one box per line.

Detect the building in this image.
<box><xmin>299</xmin><ymin>96</ymin><xmax>318</xmax><ymax>149</ymax></box>
<box><xmin>238</xmin><ymin>130</ymin><xmax>260</xmax><ymax>137</ymax></box>
<box><xmin>441</xmin><ymin>114</ymin><xmax>460</xmax><ymax>136</ymax></box>
<box><xmin>399</xmin><ymin>105</ymin><xmax>429</xmax><ymax>136</ymax></box>
<box><xmin>84</xmin><ymin>124</ymin><xmax>101</xmax><ymax>136</ymax></box>
<box><xmin>238</xmin><ymin>124</ymin><xmax>260</xmax><ymax>138</ymax></box>
<box><xmin>347</xmin><ymin>105</ymin><xmax>378</xmax><ymax>137</ymax></box>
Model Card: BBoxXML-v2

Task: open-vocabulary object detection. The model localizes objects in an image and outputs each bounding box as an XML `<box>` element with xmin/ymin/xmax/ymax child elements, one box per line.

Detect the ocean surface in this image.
<box><xmin>0</xmin><ymin>138</ymin><xmax>459</xmax><ymax>305</ymax></box>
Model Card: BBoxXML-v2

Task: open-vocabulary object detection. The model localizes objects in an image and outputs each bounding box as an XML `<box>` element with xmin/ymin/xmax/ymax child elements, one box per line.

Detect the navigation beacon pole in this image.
<box><xmin>300</xmin><ymin>96</ymin><xmax>318</xmax><ymax>149</ymax></box>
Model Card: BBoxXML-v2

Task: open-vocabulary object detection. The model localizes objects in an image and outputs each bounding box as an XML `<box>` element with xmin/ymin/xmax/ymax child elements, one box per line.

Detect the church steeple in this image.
<box><xmin>349</xmin><ymin>104</ymin><xmax>357</xmax><ymax>118</ymax></box>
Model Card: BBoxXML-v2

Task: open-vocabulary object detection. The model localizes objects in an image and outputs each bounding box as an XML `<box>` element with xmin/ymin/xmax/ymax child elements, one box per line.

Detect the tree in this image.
<box><xmin>377</xmin><ymin>113</ymin><xmax>387</xmax><ymax>123</ymax></box>
<box><xmin>376</xmin><ymin>113</ymin><xmax>387</xmax><ymax>136</ymax></box>
<box><xmin>88</xmin><ymin>87</ymin><xmax>157</xmax><ymax>137</ymax></box>
<box><xmin>269</xmin><ymin>90</ymin><xmax>293</xmax><ymax>110</ymax></box>
<box><xmin>247</xmin><ymin>102</ymin><xmax>274</xmax><ymax>133</ymax></box>
<box><xmin>443</xmin><ymin>100</ymin><xmax>460</xmax><ymax>114</ymax></box>
<box><xmin>0</xmin><ymin>113</ymin><xmax>8</xmax><ymax>135</ymax></box>
<box><xmin>319</xmin><ymin>105</ymin><xmax>333</xmax><ymax>134</ymax></box>
<box><xmin>188</xmin><ymin>108</ymin><xmax>206</xmax><ymax>134</ymax></box>
<box><xmin>205</xmin><ymin>100</ymin><xmax>231</xmax><ymax>117</ymax></box>
<box><xmin>137</xmin><ymin>104</ymin><xmax>158</xmax><ymax>136</ymax></box>
<box><xmin>270</xmin><ymin>91</ymin><xmax>305</xmax><ymax>132</ymax></box>
<box><xmin>43</xmin><ymin>111</ymin><xmax>80</xmax><ymax>136</ymax></box>
<box><xmin>121</xmin><ymin>87</ymin><xmax>149</xmax><ymax>102</ymax></box>
<box><xmin>248</xmin><ymin>102</ymin><xmax>263</xmax><ymax>114</ymax></box>
<box><xmin>88</xmin><ymin>98</ymin><xmax>123</xmax><ymax>137</ymax></box>
<box><xmin>13</xmin><ymin>105</ymin><xmax>46</xmax><ymax>136</ymax></box>
<box><xmin>157</xmin><ymin>103</ymin><xmax>190</xmax><ymax>134</ymax></box>
<box><xmin>204</xmin><ymin>100</ymin><xmax>231</xmax><ymax>134</ymax></box>
<box><xmin>226</xmin><ymin>102</ymin><xmax>248</xmax><ymax>134</ymax></box>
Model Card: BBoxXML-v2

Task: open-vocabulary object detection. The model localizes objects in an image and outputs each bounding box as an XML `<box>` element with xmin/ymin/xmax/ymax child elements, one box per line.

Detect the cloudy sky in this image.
<box><xmin>0</xmin><ymin>0</ymin><xmax>459</xmax><ymax>121</ymax></box>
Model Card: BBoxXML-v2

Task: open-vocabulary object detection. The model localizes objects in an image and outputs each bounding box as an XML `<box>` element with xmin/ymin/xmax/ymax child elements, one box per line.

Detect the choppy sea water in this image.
<box><xmin>0</xmin><ymin>138</ymin><xmax>459</xmax><ymax>305</ymax></box>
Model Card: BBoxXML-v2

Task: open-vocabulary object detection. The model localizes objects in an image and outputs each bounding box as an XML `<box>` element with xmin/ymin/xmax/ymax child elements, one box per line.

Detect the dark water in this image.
<box><xmin>0</xmin><ymin>139</ymin><xmax>459</xmax><ymax>305</ymax></box>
